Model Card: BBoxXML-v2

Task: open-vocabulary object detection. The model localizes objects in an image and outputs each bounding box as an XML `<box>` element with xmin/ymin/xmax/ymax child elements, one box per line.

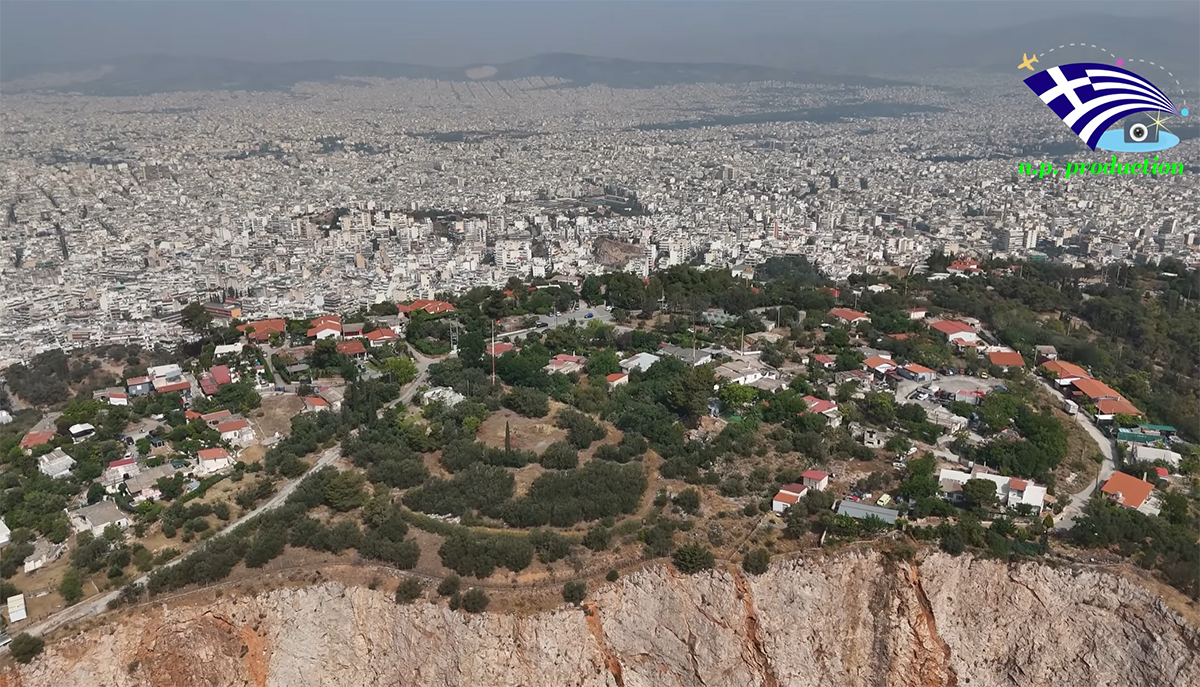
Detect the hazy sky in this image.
<box><xmin>1</xmin><ymin>0</ymin><xmax>1195</xmax><ymax>67</ymax></box>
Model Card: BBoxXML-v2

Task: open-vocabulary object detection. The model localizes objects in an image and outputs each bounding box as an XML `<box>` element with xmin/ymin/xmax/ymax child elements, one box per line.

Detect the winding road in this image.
<box><xmin>14</xmin><ymin>352</ymin><xmax>435</xmax><ymax>644</ymax></box>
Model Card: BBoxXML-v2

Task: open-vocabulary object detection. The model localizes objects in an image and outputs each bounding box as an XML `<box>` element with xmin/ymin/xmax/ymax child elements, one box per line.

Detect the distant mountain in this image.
<box><xmin>0</xmin><ymin>53</ymin><xmax>902</xmax><ymax>96</ymax></box>
<box><xmin>637</xmin><ymin>13</ymin><xmax>1198</xmax><ymax>83</ymax></box>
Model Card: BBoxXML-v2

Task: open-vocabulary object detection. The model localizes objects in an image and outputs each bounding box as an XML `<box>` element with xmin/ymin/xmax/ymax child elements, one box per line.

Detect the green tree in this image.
<box><xmin>606</xmin><ymin>569</ymin><xmax>619</xmax><ymax>582</ymax></box>
<box><xmin>59</xmin><ymin>567</ymin><xmax>84</xmax><ymax>605</ymax></box>
<box><xmin>718</xmin><ymin>383</ymin><xmax>758</xmax><ymax>413</ymax></box>
<box><xmin>381</xmin><ymin>356</ymin><xmax>419</xmax><ymax>385</ymax></box>
<box><xmin>562</xmin><ymin>580</ymin><xmax>587</xmax><ymax>605</ymax></box>
<box><xmin>9</xmin><ymin>633</ymin><xmax>44</xmax><ymax>664</ymax></box>
<box><xmin>585</xmin><ymin>349</ymin><xmax>621</xmax><ymax>378</ymax></box>
<box><xmin>180</xmin><ymin>302</ymin><xmax>213</xmax><ymax>332</ymax></box>
<box><xmin>672</xmin><ymin>543</ymin><xmax>715</xmax><ymax>574</ymax></box>
<box><xmin>323</xmin><ymin>470</ymin><xmax>367</xmax><ymax>511</ymax></box>
<box><xmin>460</xmin><ymin>587</ymin><xmax>489</xmax><ymax>613</ymax></box>
<box><xmin>742</xmin><ymin>548</ymin><xmax>770</xmax><ymax>575</ymax></box>
<box><xmin>395</xmin><ymin>578</ymin><xmax>423</xmax><ymax>604</ymax></box>
<box><xmin>962</xmin><ymin>479</ymin><xmax>999</xmax><ymax>510</ymax></box>
<box><xmin>581</xmin><ymin>276</ymin><xmax>603</xmax><ymax>306</ymax></box>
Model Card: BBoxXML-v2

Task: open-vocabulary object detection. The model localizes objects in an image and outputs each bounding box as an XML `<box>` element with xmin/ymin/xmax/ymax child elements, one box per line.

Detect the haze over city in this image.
<box><xmin>0</xmin><ymin>2</ymin><xmax>1198</xmax><ymax>686</ymax></box>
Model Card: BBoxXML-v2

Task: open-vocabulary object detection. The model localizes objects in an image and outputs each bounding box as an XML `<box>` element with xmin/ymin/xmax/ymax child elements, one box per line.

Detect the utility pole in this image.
<box><xmin>491</xmin><ymin>319</ymin><xmax>496</xmax><ymax>386</ymax></box>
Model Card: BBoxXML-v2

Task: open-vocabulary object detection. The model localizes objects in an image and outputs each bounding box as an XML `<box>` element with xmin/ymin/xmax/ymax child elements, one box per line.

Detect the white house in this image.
<box><xmin>801</xmin><ymin>470</ymin><xmax>830</xmax><ymax>491</ymax></box>
<box><xmin>68</xmin><ymin>423</ymin><xmax>96</xmax><ymax>443</ymax></box>
<box><xmin>213</xmin><ymin>342</ymin><xmax>245</xmax><ymax>357</ymax></box>
<box><xmin>197</xmin><ymin>447</ymin><xmax>235</xmax><ymax>475</ymax></box>
<box><xmin>929</xmin><ymin>319</ymin><xmax>979</xmax><ymax>345</ymax></box>
<box><xmin>22</xmin><ymin>538</ymin><xmax>66</xmax><ymax>574</ymax></box>
<box><xmin>1131</xmin><ymin>445</ymin><xmax>1182</xmax><ymax>470</ymax></box>
<box><xmin>216</xmin><ymin>418</ymin><xmax>255</xmax><ymax>447</ymax></box>
<box><xmin>938</xmin><ymin>467</ymin><xmax>1046</xmax><ymax>511</ymax></box>
<box><xmin>620</xmin><ymin>352</ymin><xmax>661</xmax><ymax>373</ymax></box>
<box><xmin>0</xmin><ymin>519</ymin><xmax>10</xmax><ymax>547</ymax></box>
<box><xmin>69</xmin><ymin>501</ymin><xmax>130</xmax><ymax>537</ymax></box>
<box><xmin>38</xmin><ymin>448</ymin><xmax>76</xmax><ymax>479</ymax></box>
<box><xmin>772</xmin><ymin>483</ymin><xmax>808</xmax><ymax>513</ymax></box>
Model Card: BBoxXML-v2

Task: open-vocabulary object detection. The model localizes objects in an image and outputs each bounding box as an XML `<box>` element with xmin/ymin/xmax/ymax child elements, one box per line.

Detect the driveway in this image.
<box><xmin>1038</xmin><ymin>379</ymin><xmax>1115</xmax><ymax>530</ymax></box>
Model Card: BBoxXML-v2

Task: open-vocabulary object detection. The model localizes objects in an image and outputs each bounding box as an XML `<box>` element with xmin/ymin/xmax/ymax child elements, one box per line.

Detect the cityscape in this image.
<box><xmin>2</xmin><ymin>68</ymin><xmax>1195</xmax><ymax>364</ymax></box>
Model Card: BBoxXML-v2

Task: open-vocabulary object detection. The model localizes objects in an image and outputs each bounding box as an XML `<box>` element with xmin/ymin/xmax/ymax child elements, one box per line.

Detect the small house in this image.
<box><xmin>901</xmin><ymin>364</ymin><xmax>936</xmax><ymax>383</ymax></box>
<box><xmin>216</xmin><ymin>419</ymin><xmax>255</xmax><ymax>447</ymax></box>
<box><xmin>38</xmin><ymin>448</ymin><xmax>76</xmax><ymax>479</ymax></box>
<box><xmin>197</xmin><ymin>447</ymin><xmax>235</xmax><ymax>475</ymax></box>
<box><xmin>801</xmin><ymin>470</ymin><xmax>830</xmax><ymax>492</ymax></box>
<box><xmin>606</xmin><ymin>373</ymin><xmax>629</xmax><ymax>388</ymax></box>
<box><xmin>69</xmin><ymin>500</ymin><xmax>130</xmax><ymax>537</ymax></box>
<box><xmin>772</xmin><ymin>483</ymin><xmax>808</xmax><ymax>513</ymax></box>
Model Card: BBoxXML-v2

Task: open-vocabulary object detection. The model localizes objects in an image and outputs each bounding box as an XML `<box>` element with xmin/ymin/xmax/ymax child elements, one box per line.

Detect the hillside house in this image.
<box><xmin>69</xmin><ymin>501</ymin><xmax>130</xmax><ymax>537</ymax></box>
<box><xmin>772</xmin><ymin>483</ymin><xmax>808</xmax><ymax>513</ymax></box>
<box><xmin>216</xmin><ymin>419</ymin><xmax>255</xmax><ymax>447</ymax></box>
<box><xmin>38</xmin><ymin>448</ymin><xmax>76</xmax><ymax>479</ymax></box>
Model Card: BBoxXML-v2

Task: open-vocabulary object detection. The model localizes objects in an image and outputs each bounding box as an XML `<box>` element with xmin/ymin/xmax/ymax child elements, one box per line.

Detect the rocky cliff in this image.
<box><xmin>10</xmin><ymin>551</ymin><xmax>1199</xmax><ymax>687</ymax></box>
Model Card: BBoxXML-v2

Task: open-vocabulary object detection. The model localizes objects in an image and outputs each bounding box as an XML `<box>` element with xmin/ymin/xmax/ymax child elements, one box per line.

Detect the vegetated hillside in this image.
<box><xmin>9</xmin><ymin>551</ymin><xmax>1198</xmax><ymax>687</ymax></box>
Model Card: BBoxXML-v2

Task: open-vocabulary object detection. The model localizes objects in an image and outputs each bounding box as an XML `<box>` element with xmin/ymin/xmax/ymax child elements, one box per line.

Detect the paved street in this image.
<box><xmin>1038</xmin><ymin>379</ymin><xmax>1116</xmax><ymax>530</ymax></box>
<box><xmin>15</xmin><ymin>356</ymin><xmax>434</xmax><ymax>644</ymax></box>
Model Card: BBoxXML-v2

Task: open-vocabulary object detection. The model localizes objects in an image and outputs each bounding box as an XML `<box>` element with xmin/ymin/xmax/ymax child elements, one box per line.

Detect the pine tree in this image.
<box><xmin>505</xmin><ymin>421</ymin><xmax>512</xmax><ymax>454</ymax></box>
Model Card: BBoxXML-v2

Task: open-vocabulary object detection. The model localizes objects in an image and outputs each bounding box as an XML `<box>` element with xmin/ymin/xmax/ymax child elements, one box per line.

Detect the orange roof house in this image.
<box><xmin>829</xmin><ymin>308</ymin><xmax>870</xmax><ymax>324</ymax></box>
<box><xmin>988</xmin><ymin>351</ymin><xmax>1026</xmax><ymax>368</ymax></box>
<box><xmin>237</xmin><ymin>318</ymin><xmax>287</xmax><ymax>342</ymax></box>
<box><xmin>1096</xmin><ymin>398</ymin><xmax>1142</xmax><ymax>417</ymax></box>
<box><xmin>399</xmin><ymin>299</ymin><xmax>456</xmax><ymax>315</ymax></box>
<box><xmin>929</xmin><ymin>319</ymin><xmax>974</xmax><ymax>336</ymax></box>
<box><xmin>336</xmin><ymin>340</ymin><xmax>367</xmax><ymax>356</ymax></box>
<box><xmin>20</xmin><ymin>431</ymin><xmax>55</xmax><ymax>450</ymax></box>
<box><xmin>1041</xmin><ymin>360</ymin><xmax>1090</xmax><ymax>380</ymax></box>
<box><xmin>1070</xmin><ymin>377</ymin><xmax>1124</xmax><ymax>402</ymax></box>
<box><xmin>1101</xmin><ymin>472</ymin><xmax>1155</xmax><ymax>509</ymax></box>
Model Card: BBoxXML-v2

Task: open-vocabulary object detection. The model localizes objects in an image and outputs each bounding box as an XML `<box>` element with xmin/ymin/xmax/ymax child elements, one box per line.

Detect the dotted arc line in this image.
<box><xmin>1034</xmin><ymin>43</ymin><xmax>1186</xmax><ymax>110</ymax></box>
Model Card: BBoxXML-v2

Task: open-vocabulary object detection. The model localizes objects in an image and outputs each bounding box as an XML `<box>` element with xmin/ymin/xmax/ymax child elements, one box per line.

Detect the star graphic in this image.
<box><xmin>1148</xmin><ymin>112</ymin><xmax>1173</xmax><ymax>135</ymax></box>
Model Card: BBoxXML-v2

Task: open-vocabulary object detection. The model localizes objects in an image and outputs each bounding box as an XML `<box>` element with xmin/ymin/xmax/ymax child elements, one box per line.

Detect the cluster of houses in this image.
<box><xmin>1039</xmin><ymin>359</ymin><xmax>1143</xmax><ymax>420</ymax></box>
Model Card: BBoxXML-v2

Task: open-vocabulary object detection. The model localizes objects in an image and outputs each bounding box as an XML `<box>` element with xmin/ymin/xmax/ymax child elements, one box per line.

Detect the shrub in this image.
<box><xmin>10</xmin><ymin>633</ymin><xmax>45</xmax><ymax>664</ymax></box>
<box><xmin>582</xmin><ymin>525</ymin><xmax>611</xmax><ymax>552</ymax></box>
<box><xmin>437</xmin><ymin>573</ymin><xmax>461</xmax><ymax>597</ymax></box>
<box><xmin>502</xmin><ymin>388</ymin><xmax>549</xmax><ymax>418</ymax></box>
<box><xmin>539</xmin><ymin>441</ymin><xmax>579</xmax><ymax>470</ymax></box>
<box><xmin>562</xmin><ymin>580</ymin><xmax>587</xmax><ymax>606</ymax></box>
<box><xmin>939</xmin><ymin>531</ymin><xmax>965</xmax><ymax>555</ymax></box>
<box><xmin>742</xmin><ymin>548</ymin><xmax>770</xmax><ymax>575</ymax></box>
<box><xmin>673</xmin><ymin>488</ymin><xmax>701</xmax><ymax>515</ymax></box>
<box><xmin>672</xmin><ymin>544</ymin><xmax>715</xmax><ymax>574</ymax></box>
<box><xmin>395</xmin><ymin>578</ymin><xmax>423</xmax><ymax>604</ymax></box>
<box><xmin>460</xmin><ymin>587</ymin><xmax>489</xmax><ymax>613</ymax></box>
<box><xmin>605</xmin><ymin>569</ymin><xmax>619</xmax><ymax>582</ymax></box>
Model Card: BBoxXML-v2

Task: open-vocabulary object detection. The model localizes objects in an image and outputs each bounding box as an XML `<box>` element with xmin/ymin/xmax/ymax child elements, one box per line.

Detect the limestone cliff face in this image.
<box><xmin>11</xmin><ymin>552</ymin><xmax>1199</xmax><ymax>687</ymax></box>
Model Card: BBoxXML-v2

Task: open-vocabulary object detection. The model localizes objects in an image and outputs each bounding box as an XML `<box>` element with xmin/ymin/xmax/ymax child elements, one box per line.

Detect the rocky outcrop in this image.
<box><xmin>10</xmin><ymin>552</ymin><xmax>1199</xmax><ymax>687</ymax></box>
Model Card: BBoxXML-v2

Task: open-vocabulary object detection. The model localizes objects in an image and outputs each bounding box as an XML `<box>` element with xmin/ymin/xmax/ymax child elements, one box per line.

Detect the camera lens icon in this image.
<box><xmin>1129</xmin><ymin>123</ymin><xmax>1148</xmax><ymax>142</ymax></box>
<box><xmin>1123</xmin><ymin>119</ymin><xmax>1159</xmax><ymax>144</ymax></box>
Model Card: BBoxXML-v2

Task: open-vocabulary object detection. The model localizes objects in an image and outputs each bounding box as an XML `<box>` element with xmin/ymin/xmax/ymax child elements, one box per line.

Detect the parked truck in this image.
<box><xmin>1062</xmin><ymin>399</ymin><xmax>1079</xmax><ymax>415</ymax></box>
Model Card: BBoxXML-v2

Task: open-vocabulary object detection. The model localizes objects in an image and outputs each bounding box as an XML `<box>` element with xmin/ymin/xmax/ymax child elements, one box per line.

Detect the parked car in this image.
<box><xmin>585</xmin><ymin>312</ymin><xmax>594</xmax><ymax>319</ymax></box>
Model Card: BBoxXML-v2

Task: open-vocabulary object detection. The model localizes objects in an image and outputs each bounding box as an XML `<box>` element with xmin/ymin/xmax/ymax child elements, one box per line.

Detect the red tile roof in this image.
<box><xmin>305</xmin><ymin>396</ymin><xmax>329</xmax><ymax>407</ymax></box>
<box><xmin>237</xmin><ymin>318</ymin><xmax>286</xmax><ymax>342</ymax></box>
<box><xmin>904</xmin><ymin>363</ymin><xmax>935</xmax><ymax>374</ymax></box>
<box><xmin>773</xmin><ymin>491</ymin><xmax>800</xmax><ymax>505</ymax></box>
<box><xmin>803</xmin><ymin>395</ymin><xmax>838</xmax><ymax>415</ymax></box>
<box><xmin>201</xmin><ymin>409</ymin><xmax>233</xmax><ymax>422</ymax></box>
<box><xmin>605</xmin><ymin>373</ymin><xmax>628</xmax><ymax>383</ymax></box>
<box><xmin>930</xmin><ymin>319</ymin><xmax>974</xmax><ymax>336</ymax></box>
<box><xmin>802</xmin><ymin>469</ymin><xmax>829</xmax><ymax>481</ymax></box>
<box><xmin>210</xmin><ymin>365</ymin><xmax>232</xmax><ymax>385</ymax></box>
<box><xmin>988</xmin><ymin>351</ymin><xmax>1026</xmax><ymax>367</ymax></box>
<box><xmin>829</xmin><ymin>308</ymin><xmax>869</xmax><ymax>323</ymax></box>
<box><xmin>1096</xmin><ymin>398</ymin><xmax>1142</xmax><ymax>416</ymax></box>
<box><xmin>20</xmin><ymin>431</ymin><xmax>55</xmax><ymax>449</ymax></box>
<box><xmin>216</xmin><ymin>419</ymin><xmax>251</xmax><ymax>434</ymax></box>
<box><xmin>337</xmin><ymin>340</ymin><xmax>367</xmax><ymax>356</ymax></box>
<box><xmin>863</xmin><ymin>356</ymin><xmax>895</xmax><ymax>370</ymax></box>
<box><xmin>108</xmin><ymin>458</ymin><xmax>136</xmax><ymax>468</ymax></box>
<box><xmin>400</xmin><ymin>299</ymin><xmax>456</xmax><ymax>315</ymax></box>
<box><xmin>1041</xmin><ymin>360</ymin><xmax>1090</xmax><ymax>380</ymax></box>
<box><xmin>1101</xmin><ymin>472</ymin><xmax>1154</xmax><ymax>509</ymax></box>
<box><xmin>365</xmin><ymin>328</ymin><xmax>398</xmax><ymax>342</ymax></box>
<box><xmin>198</xmin><ymin>447</ymin><xmax>229</xmax><ymax>460</ymax></box>
<box><xmin>1071</xmin><ymin>377</ymin><xmax>1124</xmax><ymax>401</ymax></box>
<box><xmin>486</xmin><ymin>342</ymin><xmax>516</xmax><ymax>356</ymax></box>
